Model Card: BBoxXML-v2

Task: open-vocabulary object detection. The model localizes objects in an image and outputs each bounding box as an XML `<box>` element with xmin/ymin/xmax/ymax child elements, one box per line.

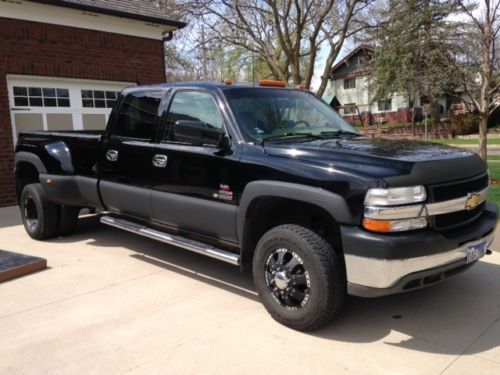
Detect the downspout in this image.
<box><xmin>162</xmin><ymin>31</ymin><xmax>174</xmax><ymax>82</ymax></box>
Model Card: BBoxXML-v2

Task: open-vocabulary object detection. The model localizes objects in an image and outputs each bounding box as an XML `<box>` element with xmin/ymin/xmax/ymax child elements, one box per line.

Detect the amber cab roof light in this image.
<box><xmin>258</xmin><ymin>79</ymin><xmax>287</xmax><ymax>88</ymax></box>
<box><xmin>223</xmin><ymin>79</ymin><xmax>233</xmax><ymax>85</ymax></box>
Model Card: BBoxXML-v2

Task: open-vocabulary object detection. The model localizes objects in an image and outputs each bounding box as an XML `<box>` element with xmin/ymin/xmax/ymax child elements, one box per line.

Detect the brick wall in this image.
<box><xmin>0</xmin><ymin>17</ymin><xmax>166</xmax><ymax>207</ymax></box>
<box><xmin>359</xmin><ymin>124</ymin><xmax>453</xmax><ymax>140</ymax></box>
<box><xmin>343</xmin><ymin>108</ymin><xmax>425</xmax><ymax>126</ymax></box>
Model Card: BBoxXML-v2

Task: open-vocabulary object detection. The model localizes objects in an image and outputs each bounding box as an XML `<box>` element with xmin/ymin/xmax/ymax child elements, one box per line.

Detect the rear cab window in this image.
<box><xmin>111</xmin><ymin>91</ymin><xmax>164</xmax><ymax>140</ymax></box>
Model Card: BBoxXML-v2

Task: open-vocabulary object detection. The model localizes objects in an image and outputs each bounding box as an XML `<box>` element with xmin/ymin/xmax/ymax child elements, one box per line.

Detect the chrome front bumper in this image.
<box><xmin>344</xmin><ymin>229</ymin><xmax>495</xmax><ymax>291</ymax></box>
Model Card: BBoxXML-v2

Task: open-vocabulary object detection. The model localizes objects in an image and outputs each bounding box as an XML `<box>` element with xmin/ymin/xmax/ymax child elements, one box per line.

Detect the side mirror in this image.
<box><xmin>174</xmin><ymin>120</ymin><xmax>230</xmax><ymax>150</ymax></box>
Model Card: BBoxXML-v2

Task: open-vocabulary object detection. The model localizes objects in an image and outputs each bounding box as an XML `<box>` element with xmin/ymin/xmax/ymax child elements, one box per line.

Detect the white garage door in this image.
<box><xmin>7</xmin><ymin>75</ymin><xmax>135</xmax><ymax>144</ymax></box>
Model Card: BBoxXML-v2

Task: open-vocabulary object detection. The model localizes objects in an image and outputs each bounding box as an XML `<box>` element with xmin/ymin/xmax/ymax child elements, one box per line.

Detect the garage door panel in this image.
<box><xmin>82</xmin><ymin>114</ymin><xmax>107</xmax><ymax>130</ymax></box>
<box><xmin>46</xmin><ymin>113</ymin><xmax>73</xmax><ymax>131</ymax></box>
<box><xmin>7</xmin><ymin>75</ymin><xmax>134</xmax><ymax>145</ymax></box>
<box><xmin>14</xmin><ymin>113</ymin><xmax>44</xmax><ymax>133</ymax></box>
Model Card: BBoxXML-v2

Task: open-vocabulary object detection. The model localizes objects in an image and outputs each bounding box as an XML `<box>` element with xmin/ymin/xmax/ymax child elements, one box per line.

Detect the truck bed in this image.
<box><xmin>16</xmin><ymin>130</ymin><xmax>103</xmax><ymax>177</ymax></box>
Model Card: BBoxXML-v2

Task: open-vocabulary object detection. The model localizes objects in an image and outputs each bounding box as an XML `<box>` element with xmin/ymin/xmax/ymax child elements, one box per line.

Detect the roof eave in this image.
<box><xmin>32</xmin><ymin>0</ymin><xmax>186</xmax><ymax>29</ymax></box>
<box><xmin>330</xmin><ymin>44</ymin><xmax>375</xmax><ymax>76</ymax></box>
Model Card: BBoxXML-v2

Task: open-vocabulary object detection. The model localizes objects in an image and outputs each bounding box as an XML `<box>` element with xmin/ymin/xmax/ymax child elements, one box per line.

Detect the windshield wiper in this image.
<box><xmin>320</xmin><ymin>130</ymin><xmax>359</xmax><ymax>138</ymax></box>
<box><xmin>261</xmin><ymin>132</ymin><xmax>323</xmax><ymax>145</ymax></box>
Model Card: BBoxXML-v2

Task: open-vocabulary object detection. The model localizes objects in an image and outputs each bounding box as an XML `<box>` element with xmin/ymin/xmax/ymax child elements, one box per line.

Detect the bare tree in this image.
<box><xmin>449</xmin><ymin>0</ymin><xmax>500</xmax><ymax>159</ymax></box>
<box><xmin>190</xmin><ymin>0</ymin><xmax>373</xmax><ymax>96</ymax></box>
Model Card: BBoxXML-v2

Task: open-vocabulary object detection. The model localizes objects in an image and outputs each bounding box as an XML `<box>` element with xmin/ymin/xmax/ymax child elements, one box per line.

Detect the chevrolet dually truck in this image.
<box><xmin>15</xmin><ymin>81</ymin><xmax>497</xmax><ymax>331</ymax></box>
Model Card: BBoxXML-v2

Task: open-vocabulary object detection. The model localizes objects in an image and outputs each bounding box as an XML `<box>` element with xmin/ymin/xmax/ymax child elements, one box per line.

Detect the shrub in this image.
<box><xmin>488</xmin><ymin>108</ymin><xmax>500</xmax><ymax>128</ymax></box>
<box><xmin>424</xmin><ymin>116</ymin><xmax>436</xmax><ymax>126</ymax></box>
<box><xmin>451</xmin><ymin>113</ymin><xmax>479</xmax><ymax>136</ymax></box>
<box><xmin>388</xmin><ymin>122</ymin><xmax>406</xmax><ymax>128</ymax></box>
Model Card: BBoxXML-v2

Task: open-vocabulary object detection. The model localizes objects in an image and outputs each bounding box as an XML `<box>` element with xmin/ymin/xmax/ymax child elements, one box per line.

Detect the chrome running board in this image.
<box><xmin>100</xmin><ymin>215</ymin><xmax>240</xmax><ymax>266</ymax></box>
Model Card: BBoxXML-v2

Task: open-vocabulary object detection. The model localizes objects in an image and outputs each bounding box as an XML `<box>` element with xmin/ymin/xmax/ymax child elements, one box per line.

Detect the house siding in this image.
<box><xmin>330</xmin><ymin>75</ymin><xmax>410</xmax><ymax>124</ymax></box>
<box><xmin>0</xmin><ymin>17</ymin><xmax>166</xmax><ymax>207</ymax></box>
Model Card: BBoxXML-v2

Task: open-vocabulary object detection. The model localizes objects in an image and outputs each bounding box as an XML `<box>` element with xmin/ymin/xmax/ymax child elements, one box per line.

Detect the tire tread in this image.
<box><xmin>253</xmin><ymin>224</ymin><xmax>346</xmax><ymax>331</ymax></box>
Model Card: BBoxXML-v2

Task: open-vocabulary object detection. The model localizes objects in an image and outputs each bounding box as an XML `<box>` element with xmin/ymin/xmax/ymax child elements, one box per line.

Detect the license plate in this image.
<box><xmin>466</xmin><ymin>241</ymin><xmax>487</xmax><ymax>264</ymax></box>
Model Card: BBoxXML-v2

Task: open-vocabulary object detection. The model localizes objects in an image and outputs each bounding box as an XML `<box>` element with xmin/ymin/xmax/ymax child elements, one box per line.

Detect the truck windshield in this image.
<box><xmin>223</xmin><ymin>88</ymin><xmax>358</xmax><ymax>143</ymax></box>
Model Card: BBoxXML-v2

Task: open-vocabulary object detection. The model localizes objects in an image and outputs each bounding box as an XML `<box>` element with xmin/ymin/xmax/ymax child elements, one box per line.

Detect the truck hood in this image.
<box><xmin>263</xmin><ymin>137</ymin><xmax>486</xmax><ymax>186</ymax></box>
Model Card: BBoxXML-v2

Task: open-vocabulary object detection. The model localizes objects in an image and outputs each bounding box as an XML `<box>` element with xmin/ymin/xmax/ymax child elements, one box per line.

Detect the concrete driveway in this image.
<box><xmin>1</xmin><ymin>206</ymin><xmax>499</xmax><ymax>375</ymax></box>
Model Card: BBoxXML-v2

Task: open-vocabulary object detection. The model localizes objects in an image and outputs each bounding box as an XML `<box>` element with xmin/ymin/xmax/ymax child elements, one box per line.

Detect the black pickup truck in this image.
<box><xmin>15</xmin><ymin>81</ymin><xmax>497</xmax><ymax>330</ymax></box>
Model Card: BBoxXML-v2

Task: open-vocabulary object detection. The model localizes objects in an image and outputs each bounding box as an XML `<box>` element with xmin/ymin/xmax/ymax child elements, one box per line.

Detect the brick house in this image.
<box><xmin>328</xmin><ymin>45</ymin><xmax>461</xmax><ymax>126</ymax></box>
<box><xmin>0</xmin><ymin>0</ymin><xmax>185</xmax><ymax>207</ymax></box>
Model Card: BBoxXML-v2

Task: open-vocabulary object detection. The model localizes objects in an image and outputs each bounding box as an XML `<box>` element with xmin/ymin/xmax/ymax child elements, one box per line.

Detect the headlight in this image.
<box><xmin>364</xmin><ymin>186</ymin><xmax>427</xmax><ymax>206</ymax></box>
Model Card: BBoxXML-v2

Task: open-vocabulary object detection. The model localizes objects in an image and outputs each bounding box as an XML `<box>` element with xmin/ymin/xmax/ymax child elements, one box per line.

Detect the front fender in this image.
<box><xmin>236</xmin><ymin>180</ymin><xmax>357</xmax><ymax>243</ymax></box>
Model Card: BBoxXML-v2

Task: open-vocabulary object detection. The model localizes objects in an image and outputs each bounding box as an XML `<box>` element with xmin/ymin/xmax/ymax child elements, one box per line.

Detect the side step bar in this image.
<box><xmin>100</xmin><ymin>216</ymin><xmax>240</xmax><ymax>266</ymax></box>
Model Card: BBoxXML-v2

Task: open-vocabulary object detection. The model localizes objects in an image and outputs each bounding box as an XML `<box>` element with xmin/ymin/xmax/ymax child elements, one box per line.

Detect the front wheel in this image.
<box><xmin>252</xmin><ymin>224</ymin><xmax>346</xmax><ymax>331</ymax></box>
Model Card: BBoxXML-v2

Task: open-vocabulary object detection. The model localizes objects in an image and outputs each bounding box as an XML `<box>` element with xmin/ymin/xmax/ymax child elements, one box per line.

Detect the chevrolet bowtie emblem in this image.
<box><xmin>465</xmin><ymin>193</ymin><xmax>481</xmax><ymax>210</ymax></box>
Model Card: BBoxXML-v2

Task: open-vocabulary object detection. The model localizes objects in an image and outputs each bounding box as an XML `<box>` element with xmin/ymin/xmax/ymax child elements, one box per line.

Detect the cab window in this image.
<box><xmin>112</xmin><ymin>91</ymin><xmax>163</xmax><ymax>140</ymax></box>
<box><xmin>163</xmin><ymin>91</ymin><xmax>224</xmax><ymax>144</ymax></box>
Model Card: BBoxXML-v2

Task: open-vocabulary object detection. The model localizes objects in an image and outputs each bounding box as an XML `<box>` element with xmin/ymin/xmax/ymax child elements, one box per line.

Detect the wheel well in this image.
<box><xmin>15</xmin><ymin>162</ymin><xmax>40</xmax><ymax>203</ymax></box>
<box><xmin>241</xmin><ymin>197</ymin><xmax>343</xmax><ymax>269</ymax></box>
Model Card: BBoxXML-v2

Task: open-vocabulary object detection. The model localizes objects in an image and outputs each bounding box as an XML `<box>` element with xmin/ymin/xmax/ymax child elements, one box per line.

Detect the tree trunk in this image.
<box><xmin>316</xmin><ymin>48</ymin><xmax>339</xmax><ymax>97</ymax></box>
<box><xmin>479</xmin><ymin>116</ymin><xmax>488</xmax><ymax>160</ymax></box>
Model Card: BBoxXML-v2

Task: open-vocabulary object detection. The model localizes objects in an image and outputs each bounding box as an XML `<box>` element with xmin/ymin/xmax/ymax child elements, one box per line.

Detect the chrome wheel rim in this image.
<box><xmin>265</xmin><ymin>248</ymin><xmax>311</xmax><ymax>311</ymax></box>
<box><xmin>24</xmin><ymin>196</ymin><xmax>38</xmax><ymax>231</ymax></box>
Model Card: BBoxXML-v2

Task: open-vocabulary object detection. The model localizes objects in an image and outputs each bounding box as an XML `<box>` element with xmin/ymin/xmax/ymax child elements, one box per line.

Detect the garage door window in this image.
<box><xmin>82</xmin><ymin>90</ymin><xmax>119</xmax><ymax>108</ymax></box>
<box><xmin>13</xmin><ymin>87</ymin><xmax>70</xmax><ymax>107</ymax></box>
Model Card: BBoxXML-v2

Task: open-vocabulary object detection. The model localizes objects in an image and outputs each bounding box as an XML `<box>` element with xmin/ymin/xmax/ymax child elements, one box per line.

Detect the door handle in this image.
<box><xmin>106</xmin><ymin>149</ymin><xmax>119</xmax><ymax>162</ymax></box>
<box><xmin>153</xmin><ymin>154</ymin><xmax>168</xmax><ymax>168</ymax></box>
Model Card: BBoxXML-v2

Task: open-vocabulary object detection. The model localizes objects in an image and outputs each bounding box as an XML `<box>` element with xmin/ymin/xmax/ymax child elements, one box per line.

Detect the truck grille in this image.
<box><xmin>430</xmin><ymin>174</ymin><xmax>489</xmax><ymax>202</ymax></box>
<box><xmin>429</xmin><ymin>173</ymin><xmax>489</xmax><ymax>230</ymax></box>
<box><xmin>433</xmin><ymin>203</ymin><xmax>485</xmax><ymax>230</ymax></box>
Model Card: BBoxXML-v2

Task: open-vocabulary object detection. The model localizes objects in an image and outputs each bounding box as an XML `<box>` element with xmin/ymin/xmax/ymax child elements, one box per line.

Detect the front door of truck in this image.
<box><xmin>150</xmin><ymin>89</ymin><xmax>240</xmax><ymax>244</ymax></box>
<box><xmin>99</xmin><ymin>90</ymin><xmax>164</xmax><ymax>219</ymax></box>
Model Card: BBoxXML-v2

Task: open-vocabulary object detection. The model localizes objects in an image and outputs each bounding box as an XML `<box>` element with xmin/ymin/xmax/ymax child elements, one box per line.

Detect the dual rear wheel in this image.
<box><xmin>20</xmin><ymin>183</ymin><xmax>80</xmax><ymax>240</ymax></box>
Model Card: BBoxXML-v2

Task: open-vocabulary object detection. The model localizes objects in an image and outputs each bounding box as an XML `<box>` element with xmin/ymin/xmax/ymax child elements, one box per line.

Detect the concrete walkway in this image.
<box><xmin>0</xmin><ymin>206</ymin><xmax>499</xmax><ymax>374</ymax></box>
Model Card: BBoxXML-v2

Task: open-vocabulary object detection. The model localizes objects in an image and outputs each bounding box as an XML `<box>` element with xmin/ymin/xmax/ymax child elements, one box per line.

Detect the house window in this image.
<box><xmin>344</xmin><ymin>103</ymin><xmax>356</xmax><ymax>115</ymax></box>
<box><xmin>378</xmin><ymin>99</ymin><xmax>392</xmax><ymax>111</ymax></box>
<box><xmin>13</xmin><ymin>87</ymin><xmax>70</xmax><ymax>107</ymax></box>
<box><xmin>358</xmin><ymin>54</ymin><xmax>372</xmax><ymax>65</ymax></box>
<box><xmin>82</xmin><ymin>90</ymin><xmax>120</xmax><ymax>108</ymax></box>
<box><xmin>343</xmin><ymin>78</ymin><xmax>356</xmax><ymax>89</ymax></box>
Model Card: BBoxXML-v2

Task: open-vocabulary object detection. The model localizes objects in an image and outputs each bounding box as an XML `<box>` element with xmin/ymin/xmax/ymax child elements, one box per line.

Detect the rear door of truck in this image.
<box><xmin>98</xmin><ymin>90</ymin><xmax>164</xmax><ymax>219</ymax></box>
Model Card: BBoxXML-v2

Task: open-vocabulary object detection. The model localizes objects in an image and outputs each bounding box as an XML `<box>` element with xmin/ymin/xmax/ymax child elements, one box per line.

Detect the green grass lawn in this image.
<box><xmin>488</xmin><ymin>185</ymin><xmax>500</xmax><ymax>207</ymax></box>
<box><xmin>430</xmin><ymin>138</ymin><xmax>500</xmax><ymax>145</ymax></box>
<box><xmin>488</xmin><ymin>162</ymin><xmax>500</xmax><ymax>210</ymax></box>
<box><xmin>489</xmin><ymin>163</ymin><xmax>500</xmax><ymax>180</ymax></box>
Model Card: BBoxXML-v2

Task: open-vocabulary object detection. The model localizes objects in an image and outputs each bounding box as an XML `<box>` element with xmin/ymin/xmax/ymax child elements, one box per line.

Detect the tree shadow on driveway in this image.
<box><xmin>51</xmin><ymin>215</ymin><xmax>500</xmax><ymax>356</ymax></box>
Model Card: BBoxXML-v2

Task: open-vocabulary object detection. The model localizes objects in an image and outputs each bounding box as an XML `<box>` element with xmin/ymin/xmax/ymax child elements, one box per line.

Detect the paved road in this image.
<box><xmin>0</xmin><ymin>206</ymin><xmax>499</xmax><ymax>374</ymax></box>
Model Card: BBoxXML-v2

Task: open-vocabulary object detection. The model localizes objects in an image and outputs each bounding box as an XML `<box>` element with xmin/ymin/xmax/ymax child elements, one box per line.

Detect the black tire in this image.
<box><xmin>20</xmin><ymin>183</ymin><xmax>59</xmax><ymax>240</ymax></box>
<box><xmin>252</xmin><ymin>224</ymin><xmax>346</xmax><ymax>331</ymax></box>
<box><xmin>58</xmin><ymin>205</ymin><xmax>80</xmax><ymax>236</ymax></box>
